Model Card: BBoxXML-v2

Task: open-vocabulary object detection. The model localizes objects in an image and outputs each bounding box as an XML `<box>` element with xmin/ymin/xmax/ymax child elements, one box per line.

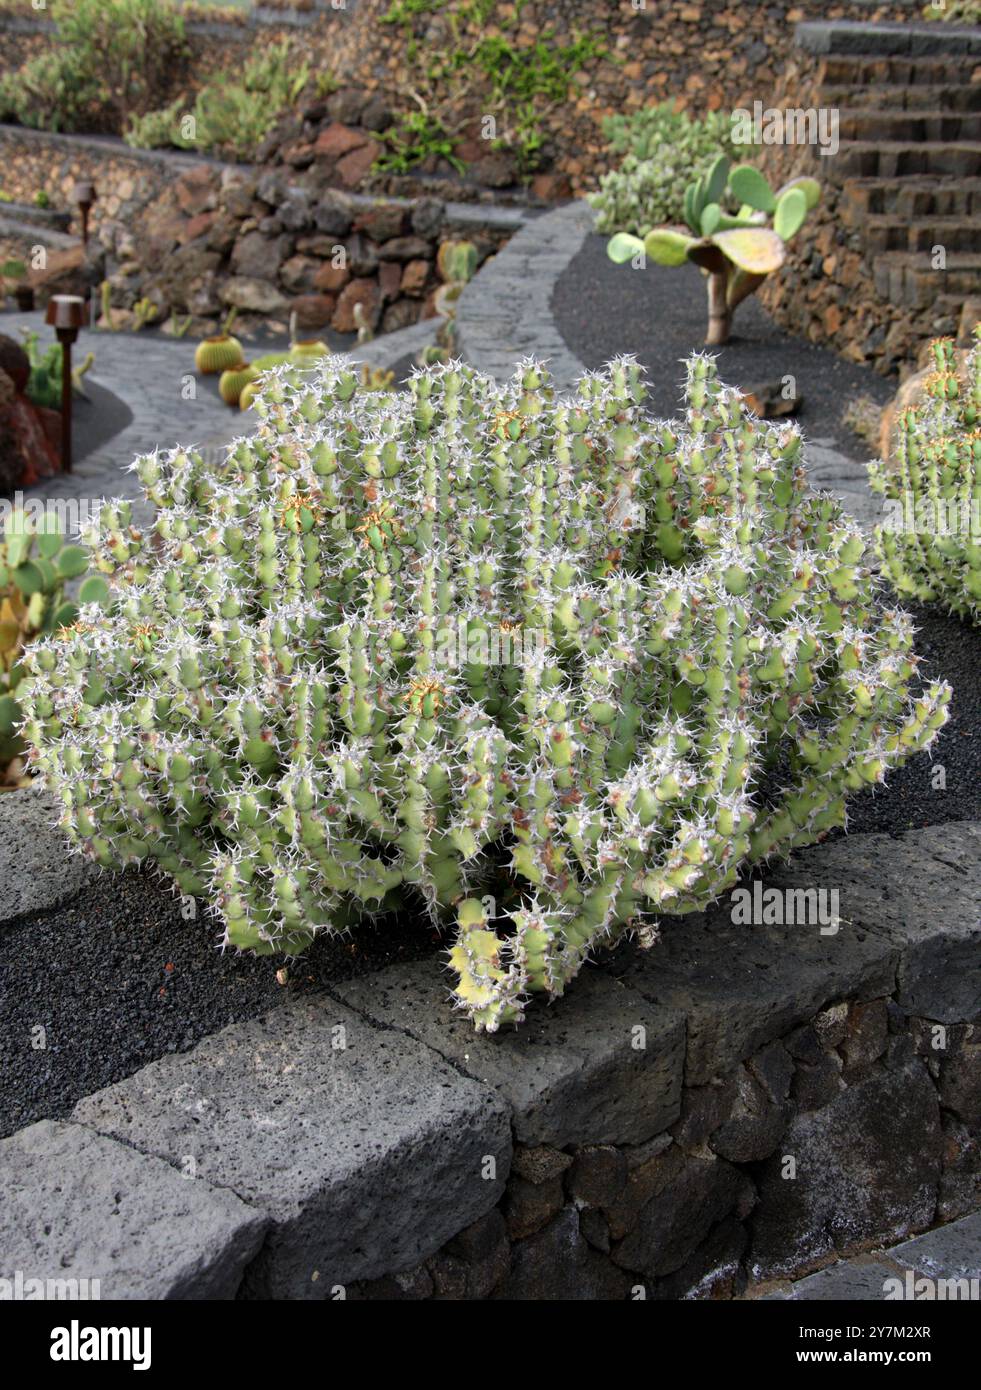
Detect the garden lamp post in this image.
<box><xmin>72</xmin><ymin>181</ymin><xmax>96</xmax><ymax>247</ymax></box>
<box><xmin>45</xmin><ymin>294</ymin><xmax>89</xmax><ymax>474</ymax></box>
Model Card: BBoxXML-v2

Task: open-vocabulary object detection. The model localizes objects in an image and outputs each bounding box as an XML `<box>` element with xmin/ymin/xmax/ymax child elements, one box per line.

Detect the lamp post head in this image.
<box><xmin>72</xmin><ymin>182</ymin><xmax>96</xmax><ymax>211</ymax></box>
<box><xmin>46</xmin><ymin>294</ymin><xmax>90</xmax><ymax>333</ymax></box>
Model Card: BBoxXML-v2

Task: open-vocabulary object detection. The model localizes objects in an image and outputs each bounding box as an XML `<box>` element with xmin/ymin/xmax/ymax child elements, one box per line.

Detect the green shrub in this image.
<box><xmin>20</xmin><ymin>356</ymin><xmax>949</xmax><ymax>1029</ymax></box>
<box><xmin>0</xmin><ymin>0</ymin><xmax>188</xmax><ymax>134</ymax></box>
<box><xmin>870</xmin><ymin>333</ymin><xmax>981</xmax><ymax>622</ymax></box>
<box><xmin>590</xmin><ymin>104</ymin><xmax>733</xmax><ymax>237</ymax></box>
<box><xmin>373</xmin><ymin>110</ymin><xmax>465</xmax><ymax>175</ymax></box>
<box><xmin>126</xmin><ymin>40</ymin><xmax>313</xmax><ymax>158</ymax></box>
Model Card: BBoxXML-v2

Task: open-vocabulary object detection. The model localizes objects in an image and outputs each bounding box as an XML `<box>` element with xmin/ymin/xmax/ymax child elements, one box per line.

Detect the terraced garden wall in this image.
<box><xmin>0</xmin><ymin>0</ymin><xmax>920</xmax><ymax>193</ymax></box>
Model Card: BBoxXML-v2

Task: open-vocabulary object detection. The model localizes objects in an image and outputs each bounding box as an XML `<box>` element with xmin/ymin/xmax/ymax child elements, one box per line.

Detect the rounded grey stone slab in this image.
<box><xmin>73</xmin><ymin>996</ymin><xmax>511</xmax><ymax>1297</ymax></box>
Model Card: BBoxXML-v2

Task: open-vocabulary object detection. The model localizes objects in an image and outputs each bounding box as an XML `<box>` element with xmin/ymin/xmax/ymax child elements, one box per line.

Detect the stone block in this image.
<box><xmin>333</xmin><ymin>960</ymin><xmax>685</xmax><ymax>1147</ymax></box>
<box><xmin>0</xmin><ymin>1120</ymin><xmax>265</xmax><ymax>1299</ymax></box>
<box><xmin>750</xmin><ymin>1061</ymin><xmax>942</xmax><ymax>1279</ymax></box>
<box><xmin>73</xmin><ymin>999</ymin><xmax>510</xmax><ymax>1297</ymax></box>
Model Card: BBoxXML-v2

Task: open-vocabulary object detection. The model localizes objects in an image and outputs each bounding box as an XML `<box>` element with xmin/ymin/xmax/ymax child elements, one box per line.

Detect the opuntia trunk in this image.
<box><xmin>705</xmin><ymin>271</ymin><xmax>731</xmax><ymax>346</ymax></box>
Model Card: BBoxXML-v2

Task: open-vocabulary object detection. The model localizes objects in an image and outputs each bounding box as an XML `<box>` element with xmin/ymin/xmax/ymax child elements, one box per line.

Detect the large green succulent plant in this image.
<box><xmin>19</xmin><ymin>356</ymin><xmax>948</xmax><ymax>1028</ymax></box>
<box><xmin>608</xmin><ymin>155</ymin><xmax>820</xmax><ymax>346</ymax></box>
<box><xmin>869</xmin><ymin>333</ymin><xmax>981</xmax><ymax>622</ymax></box>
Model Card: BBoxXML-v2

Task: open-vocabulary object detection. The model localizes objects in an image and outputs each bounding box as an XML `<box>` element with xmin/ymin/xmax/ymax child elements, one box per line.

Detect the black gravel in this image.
<box><xmin>552</xmin><ymin>232</ymin><xmax>896</xmax><ymax>463</ymax></box>
<box><xmin>0</xmin><ymin>869</ymin><xmax>448</xmax><ymax>1139</ymax></box>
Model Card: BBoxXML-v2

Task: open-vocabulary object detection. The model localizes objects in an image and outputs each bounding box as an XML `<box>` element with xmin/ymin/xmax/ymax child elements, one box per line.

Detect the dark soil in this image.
<box><xmin>0</xmin><ymin>869</ymin><xmax>447</xmax><ymax>1139</ymax></box>
<box><xmin>552</xmin><ymin>233</ymin><xmax>897</xmax><ymax>463</ymax></box>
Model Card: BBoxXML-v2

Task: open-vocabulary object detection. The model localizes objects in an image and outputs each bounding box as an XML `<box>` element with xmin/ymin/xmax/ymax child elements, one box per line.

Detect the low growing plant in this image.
<box><xmin>922</xmin><ymin>0</ymin><xmax>981</xmax><ymax>20</ymax></box>
<box><xmin>126</xmin><ymin>40</ymin><xmax>311</xmax><ymax>159</ymax></box>
<box><xmin>373</xmin><ymin>109</ymin><xmax>466</xmax><ymax>175</ymax></box>
<box><xmin>20</xmin><ymin>355</ymin><xmax>949</xmax><ymax>1028</ymax></box>
<box><xmin>0</xmin><ymin>0</ymin><xmax>188</xmax><ymax>134</ymax></box>
<box><xmin>608</xmin><ymin>155</ymin><xmax>820</xmax><ymax>346</ymax></box>
<box><xmin>869</xmin><ymin>333</ymin><xmax>981</xmax><ymax>622</ymax></box>
<box><xmin>590</xmin><ymin>105</ymin><xmax>734</xmax><ymax>237</ymax></box>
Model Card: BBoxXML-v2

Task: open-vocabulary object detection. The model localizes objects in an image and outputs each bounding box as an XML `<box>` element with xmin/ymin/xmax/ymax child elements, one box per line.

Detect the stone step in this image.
<box><xmin>842</xmin><ymin>175</ymin><xmax>981</xmax><ymax>218</ymax></box>
<box><xmin>822</xmin><ymin>83</ymin><xmax>981</xmax><ymax>113</ymax></box>
<box><xmin>835</xmin><ymin>139</ymin><xmax>981</xmax><ymax>179</ymax></box>
<box><xmin>862</xmin><ymin>214</ymin><xmax>981</xmax><ymax>255</ymax></box>
<box><xmin>798</xmin><ymin>19</ymin><xmax>981</xmax><ymax>60</ymax></box>
<box><xmin>820</xmin><ymin>54</ymin><xmax>981</xmax><ymax>86</ymax></box>
<box><xmin>872</xmin><ymin>250</ymin><xmax>981</xmax><ymax>311</ymax></box>
<box><xmin>838</xmin><ymin>108</ymin><xmax>981</xmax><ymax>143</ymax></box>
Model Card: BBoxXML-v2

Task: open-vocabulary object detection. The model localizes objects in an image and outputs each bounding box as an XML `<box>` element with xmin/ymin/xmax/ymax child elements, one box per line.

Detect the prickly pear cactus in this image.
<box><xmin>1</xmin><ymin>508</ymin><xmax>105</xmax><ymax>785</ymax></box>
<box><xmin>608</xmin><ymin>157</ymin><xmax>820</xmax><ymax>346</ymax></box>
<box><xmin>20</xmin><ymin>355</ymin><xmax>950</xmax><ymax>1028</ymax></box>
<box><xmin>869</xmin><ymin>333</ymin><xmax>981</xmax><ymax>623</ymax></box>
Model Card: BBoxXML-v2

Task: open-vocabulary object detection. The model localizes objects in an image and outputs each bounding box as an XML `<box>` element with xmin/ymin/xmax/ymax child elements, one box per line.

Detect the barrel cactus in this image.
<box><xmin>608</xmin><ymin>156</ymin><xmax>820</xmax><ymax>345</ymax></box>
<box><xmin>869</xmin><ymin>333</ymin><xmax>981</xmax><ymax>623</ymax></box>
<box><xmin>19</xmin><ymin>355</ymin><xmax>949</xmax><ymax>1029</ymax></box>
<box><xmin>219</xmin><ymin>363</ymin><xmax>258</xmax><ymax>408</ymax></box>
<box><xmin>195</xmin><ymin>313</ymin><xmax>244</xmax><ymax>376</ymax></box>
<box><xmin>195</xmin><ymin>334</ymin><xmax>245</xmax><ymax>376</ymax></box>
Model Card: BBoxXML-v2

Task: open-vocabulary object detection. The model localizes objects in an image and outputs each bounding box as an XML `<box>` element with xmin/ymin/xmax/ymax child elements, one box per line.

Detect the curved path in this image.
<box><xmin>2</xmin><ymin>309</ymin><xmax>437</xmax><ymax>530</ymax></box>
<box><xmin>457</xmin><ymin>201</ymin><xmax>880</xmax><ymax>529</ymax></box>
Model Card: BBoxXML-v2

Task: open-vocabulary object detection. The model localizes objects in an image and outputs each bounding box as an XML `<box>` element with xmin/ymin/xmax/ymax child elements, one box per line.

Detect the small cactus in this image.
<box><xmin>20</xmin><ymin>354</ymin><xmax>950</xmax><ymax>1027</ymax></box>
<box><xmin>289</xmin><ymin>340</ymin><xmax>331</xmax><ymax>366</ymax></box>
<box><xmin>195</xmin><ymin>334</ymin><xmax>245</xmax><ymax>375</ymax></box>
<box><xmin>219</xmin><ymin>363</ymin><xmax>259</xmax><ymax>407</ymax></box>
<box><xmin>195</xmin><ymin>309</ymin><xmax>244</xmax><ymax>374</ymax></box>
<box><xmin>358</xmin><ymin>364</ymin><xmax>395</xmax><ymax>391</ymax></box>
<box><xmin>420</xmin><ymin>240</ymin><xmax>478</xmax><ymax>367</ymax></box>
<box><xmin>869</xmin><ymin>332</ymin><xmax>981</xmax><ymax>622</ymax></box>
